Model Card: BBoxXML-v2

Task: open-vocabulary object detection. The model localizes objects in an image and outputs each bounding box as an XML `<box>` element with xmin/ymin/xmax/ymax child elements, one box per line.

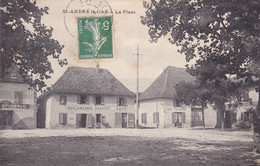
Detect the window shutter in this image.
<box><xmin>59</xmin><ymin>114</ymin><xmax>63</xmax><ymax>124</ymax></box>
<box><xmin>64</xmin><ymin>114</ymin><xmax>67</xmax><ymax>125</ymax></box>
<box><xmin>86</xmin><ymin>96</ymin><xmax>89</xmax><ymax>104</ymax></box>
<box><xmin>124</xmin><ymin>98</ymin><xmax>127</xmax><ymax>106</ymax></box>
<box><xmin>101</xmin><ymin>96</ymin><xmax>104</xmax><ymax>105</ymax></box>
<box><xmin>94</xmin><ymin>96</ymin><xmax>96</xmax><ymax>105</ymax></box>
<box><xmin>156</xmin><ymin>112</ymin><xmax>159</xmax><ymax>123</ymax></box>
<box><xmin>172</xmin><ymin>113</ymin><xmax>176</xmax><ymax>123</ymax></box>
<box><xmin>117</xmin><ymin>97</ymin><xmax>120</xmax><ymax>106</ymax></box>
<box><xmin>153</xmin><ymin>113</ymin><xmax>156</xmax><ymax>123</ymax></box>
<box><xmin>182</xmin><ymin>112</ymin><xmax>186</xmax><ymax>123</ymax></box>
<box><xmin>77</xmin><ymin>95</ymin><xmax>81</xmax><ymax>104</ymax></box>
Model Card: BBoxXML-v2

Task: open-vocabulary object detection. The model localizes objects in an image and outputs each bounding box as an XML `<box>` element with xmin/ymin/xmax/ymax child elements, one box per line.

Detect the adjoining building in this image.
<box><xmin>0</xmin><ymin>66</ymin><xmax>37</xmax><ymax>129</ymax></box>
<box><xmin>37</xmin><ymin>66</ymin><xmax>136</xmax><ymax>129</ymax></box>
<box><xmin>138</xmin><ymin>66</ymin><xmax>217</xmax><ymax>128</ymax></box>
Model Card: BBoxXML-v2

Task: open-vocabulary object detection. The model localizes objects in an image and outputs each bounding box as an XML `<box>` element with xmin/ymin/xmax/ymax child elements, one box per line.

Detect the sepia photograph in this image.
<box><xmin>0</xmin><ymin>0</ymin><xmax>260</xmax><ymax>165</ymax></box>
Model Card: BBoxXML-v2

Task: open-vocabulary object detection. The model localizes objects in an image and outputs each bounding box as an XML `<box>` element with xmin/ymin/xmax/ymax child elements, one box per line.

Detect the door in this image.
<box><xmin>172</xmin><ymin>112</ymin><xmax>185</xmax><ymax>127</ymax></box>
<box><xmin>191</xmin><ymin>108</ymin><xmax>203</xmax><ymax>127</ymax></box>
<box><xmin>122</xmin><ymin>113</ymin><xmax>127</xmax><ymax>128</ymax></box>
<box><xmin>0</xmin><ymin>111</ymin><xmax>13</xmax><ymax>130</ymax></box>
<box><xmin>96</xmin><ymin>114</ymin><xmax>102</xmax><ymax>128</ymax></box>
<box><xmin>76</xmin><ymin>114</ymin><xmax>87</xmax><ymax>128</ymax></box>
<box><xmin>127</xmin><ymin>113</ymin><xmax>135</xmax><ymax>128</ymax></box>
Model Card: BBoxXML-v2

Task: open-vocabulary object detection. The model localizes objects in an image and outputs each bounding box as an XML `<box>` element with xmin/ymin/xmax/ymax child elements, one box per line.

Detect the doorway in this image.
<box><xmin>191</xmin><ymin>108</ymin><xmax>203</xmax><ymax>127</ymax></box>
<box><xmin>172</xmin><ymin>112</ymin><xmax>185</xmax><ymax>127</ymax></box>
<box><xmin>122</xmin><ymin>113</ymin><xmax>127</xmax><ymax>128</ymax></box>
<box><xmin>0</xmin><ymin>111</ymin><xmax>13</xmax><ymax>130</ymax></box>
<box><xmin>76</xmin><ymin>114</ymin><xmax>87</xmax><ymax>128</ymax></box>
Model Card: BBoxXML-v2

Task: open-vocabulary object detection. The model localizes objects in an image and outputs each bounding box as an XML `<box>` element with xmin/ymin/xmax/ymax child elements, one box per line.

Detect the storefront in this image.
<box><xmin>139</xmin><ymin>66</ymin><xmax>216</xmax><ymax>128</ymax></box>
<box><xmin>0</xmin><ymin>66</ymin><xmax>37</xmax><ymax>130</ymax></box>
<box><xmin>37</xmin><ymin>66</ymin><xmax>136</xmax><ymax>129</ymax></box>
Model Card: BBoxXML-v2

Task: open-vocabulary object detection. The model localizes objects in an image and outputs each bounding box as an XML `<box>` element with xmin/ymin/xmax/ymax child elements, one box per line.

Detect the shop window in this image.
<box><xmin>95</xmin><ymin>96</ymin><xmax>104</xmax><ymax>105</ymax></box>
<box><xmin>118</xmin><ymin>97</ymin><xmax>127</xmax><ymax>106</ymax></box>
<box><xmin>141</xmin><ymin>113</ymin><xmax>147</xmax><ymax>124</ymax></box>
<box><xmin>59</xmin><ymin>113</ymin><xmax>67</xmax><ymax>125</ymax></box>
<box><xmin>77</xmin><ymin>95</ymin><xmax>89</xmax><ymax>104</ymax></box>
<box><xmin>14</xmin><ymin>92</ymin><xmax>23</xmax><ymax>104</ymax></box>
<box><xmin>153</xmin><ymin>112</ymin><xmax>159</xmax><ymax>123</ymax></box>
<box><xmin>60</xmin><ymin>95</ymin><xmax>67</xmax><ymax>105</ymax></box>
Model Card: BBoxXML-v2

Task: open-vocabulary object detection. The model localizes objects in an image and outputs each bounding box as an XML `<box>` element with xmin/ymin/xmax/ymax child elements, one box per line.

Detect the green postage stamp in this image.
<box><xmin>77</xmin><ymin>16</ymin><xmax>113</xmax><ymax>60</ymax></box>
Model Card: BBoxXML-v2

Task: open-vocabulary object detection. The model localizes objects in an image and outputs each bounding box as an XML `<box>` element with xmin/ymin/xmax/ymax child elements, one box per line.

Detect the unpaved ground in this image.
<box><xmin>0</xmin><ymin>128</ymin><xmax>260</xmax><ymax>166</ymax></box>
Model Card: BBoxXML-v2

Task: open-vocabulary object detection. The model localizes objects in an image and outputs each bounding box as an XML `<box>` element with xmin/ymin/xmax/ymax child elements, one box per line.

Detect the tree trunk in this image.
<box><xmin>253</xmin><ymin>85</ymin><xmax>260</xmax><ymax>153</ymax></box>
<box><xmin>221</xmin><ymin>110</ymin><xmax>225</xmax><ymax>131</ymax></box>
<box><xmin>202</xmin><ymin>105</ymin><xmax>205</xmax><ymax>130</ymax></box>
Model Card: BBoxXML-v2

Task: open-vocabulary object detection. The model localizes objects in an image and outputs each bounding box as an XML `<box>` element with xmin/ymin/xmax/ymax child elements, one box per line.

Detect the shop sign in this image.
<box><xmin>0</xmin><ymin>100</ymin><xmax>30</xmax><ymax>109</ymax></box>
<box><xmin>68</xmin><ymin>105</ymin><xmax>128</xmax><ymax>111</ymax></box>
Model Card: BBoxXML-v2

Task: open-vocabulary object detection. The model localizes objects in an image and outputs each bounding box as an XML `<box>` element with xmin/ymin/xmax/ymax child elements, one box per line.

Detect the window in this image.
<box><xmin>77</xmin><ymin>95</ymin><xmax>89</xmax><ymax>104</ymax></box>
<box><xmin>141</xmin><ymin>113</ymin><xmax>147</xmax><ymax>124</ymax></box>
<box><xmin>96</xmin><ymin>114</ymin><xmax>101</xmax><ymax>123</ymax></box>
<box><xmin>174</xmin><ymin>99</ymin><xmax>181</xmax><ymax>107</ymax></box>
<box><xmin>14</xmin><ymin>92</ymin><xmax>23</xmax><ymax>104</ymax></box>
<box><xmin>118</xmin><ymin>97</ymin><xmax>127</xmax><ymax>106</ymax></box>
<box><xmin>153</xmin><ymin>112</ymin><xmax>159</xmax><ymax>123</ymax></box>
<box><xmin>95</xmin><ymin>96</ymin><xmax>104</xmax><ymax>105</ymax></box>
<box><xmin>60</xmin><ymin>95</ymin><xmax>67</xmax><ymax>105</ymax></box>
<box><xmin>59</xmin><ymin>113</ymin><xmax>67</xmax><ymax>125</ymax></box>
<box><xmin>11</xmin><ymin>73</ymin><xmax>17</xmax><ymax>79</ymax></box>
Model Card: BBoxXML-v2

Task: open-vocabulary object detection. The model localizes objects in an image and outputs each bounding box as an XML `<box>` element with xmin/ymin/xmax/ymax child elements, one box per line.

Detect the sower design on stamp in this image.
<box><xmin>78</xmin><ymin>17</ymin><xmax>113</xmax><ymax>60</ymax></box>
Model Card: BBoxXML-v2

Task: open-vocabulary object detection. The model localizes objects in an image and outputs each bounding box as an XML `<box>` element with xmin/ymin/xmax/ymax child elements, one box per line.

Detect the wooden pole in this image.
<box><xmin>136</xmin><ymin>45</ymin><xmax>139</xmax><ymax>127</ymax></box>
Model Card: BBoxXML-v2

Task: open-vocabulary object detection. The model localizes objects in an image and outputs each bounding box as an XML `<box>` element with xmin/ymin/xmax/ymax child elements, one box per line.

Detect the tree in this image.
<box><xmin>142</xmin><ymin>0</ymin><xmax>260</xmax><ymax>152</ymax></box>
<box><xmin>0</xmin><ymin>0</ymin><xmax>67</xmax><ymax>91</ymax></box>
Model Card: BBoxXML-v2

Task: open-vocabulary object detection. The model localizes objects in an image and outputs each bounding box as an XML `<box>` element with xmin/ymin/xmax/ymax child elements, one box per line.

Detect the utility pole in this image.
<box><xmin>134</xmin><ymin>45</ymin><xmax>142</xmax><ymax>128</ymax></box>
<box><xmin>136</xmin><ymin>45</ymin><xmax>139</xmax><ymax>127</ymax></box>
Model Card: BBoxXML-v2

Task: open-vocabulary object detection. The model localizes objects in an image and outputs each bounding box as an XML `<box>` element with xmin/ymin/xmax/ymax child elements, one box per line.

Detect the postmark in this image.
<box><xmin>64</xmin><ymin>0</ymin><xmax>113</xmax><ymax>38</ymax></box>
<box><xmin>77</xmin><ymin>16</ymin><xmax>113</xmax><ymax>60</ymax></box>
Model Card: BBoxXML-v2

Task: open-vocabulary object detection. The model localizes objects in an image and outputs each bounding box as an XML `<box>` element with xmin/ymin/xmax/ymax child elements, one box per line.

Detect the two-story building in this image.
<box><xmin>138</xmin><ymin>66</ymin><xmax>217</xmax><ymax>128</ymax></box>
<box><xmin>37</xmin><ymin>66</ymin><xmax>136</xmax><ymax>129</ymax></box>
<box><xmin>0</xmin><ymin>65</ymin><xmax>37</xmax><ymax>129</ymax></box>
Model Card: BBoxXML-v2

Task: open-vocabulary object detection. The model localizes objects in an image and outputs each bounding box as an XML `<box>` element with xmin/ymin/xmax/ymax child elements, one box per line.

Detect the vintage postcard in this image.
<box><xmin>1</xmin><ymin>0</ymin><xmax>260</xmax><ymax>165</ymax></box>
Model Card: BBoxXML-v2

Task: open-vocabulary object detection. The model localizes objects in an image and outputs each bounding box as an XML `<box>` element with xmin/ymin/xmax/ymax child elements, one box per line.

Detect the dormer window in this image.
<box><xmin>10</xmin><ymin>73</ymin><xmax>17</xmax><ymax>79</ymax></box>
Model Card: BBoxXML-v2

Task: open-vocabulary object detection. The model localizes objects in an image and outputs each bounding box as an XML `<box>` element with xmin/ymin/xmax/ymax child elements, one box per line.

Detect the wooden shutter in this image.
<box><xmin>172</xmin><ymin>113</ymin><xmax>176</xmax><ymax>123</ymax></box>
<box><xmin>77</xmin><ymin>95</ymin><xmax>81</xmax><ymax>104</ymax></box>
<box><xmin>115</xmin><ymin>113</ymin><xmax>122</xmax><ymax>128</ymax></box>
<box><xmin>64</xmin><ymin>114</ymin><xmax>67</xmax><ymax>125</ymax></box>
<box><xmin>128</xmin><ymin>113</ymin><xmax>135</xmax><ymax>128</ymax></box>
<box><xmin>153</xmin><ymin>113</ymin><xmax>156</xmax><ymax>123</ymax></box>
<box><xmin>101</xmin><ymin>96</ymin><xmax>105</xmax><ymax>105</ymax></box>
<box><xmin>14</xmin><ymin>92</ymin><xmax>23</xmax><ymax>104</ymax></box>
<box><xmin>87</xmin><ymin>114</ymin><xmax>93</xmax><ymax>128</ymax></box>
<box><xmin>117</xmin><ymin>97</ymin><xmax>120</xmax><ymax>106</ymax></box>
<box><xmin>86</xmin><ymin>96</ymin><xmax>89</xmax><ymax>104</ymax></box>
<box><xmin>156</xmin><ymin>112</ymin><xmax>159</xmax><ymax>123</ymax></box>
<box><xmin>59</xmin><ymin>113</ymin><xmax>64</xmax><ymax>124</ymax></box>
<box><xmin>124</xmin><ymin>98</ymin><xmax>127</xmax><ymax>106</ymax></box>
<box><xmin>76</xmin><ymin>114</ymin><xmax>80</xmax><ymax>128</ymax></box>
<box><xmin>182</xmin><ymin>112</ymin><xmax>186</xmax><ymax>123</ymax></box>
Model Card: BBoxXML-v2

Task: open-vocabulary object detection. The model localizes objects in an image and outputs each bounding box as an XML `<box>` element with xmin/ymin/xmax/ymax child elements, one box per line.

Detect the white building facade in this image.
<box><xmin>138</xmin><ymin>66</ymin><xmax>217</xmax><ymax>128</ymax></box>
<box><xmin>38</xmin><ymin>66</ymin><xmax>136</xmax><ymax>129</ymax></box>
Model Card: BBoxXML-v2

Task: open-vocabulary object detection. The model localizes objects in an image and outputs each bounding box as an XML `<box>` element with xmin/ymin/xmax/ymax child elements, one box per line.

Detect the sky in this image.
<box><xmin>37</xmin><ymin>0</ymin><xmax>188</xmax><ymax>93</ymax></box>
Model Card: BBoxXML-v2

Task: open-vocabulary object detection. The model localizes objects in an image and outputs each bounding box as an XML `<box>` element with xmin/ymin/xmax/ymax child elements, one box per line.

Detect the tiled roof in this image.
<box><xmin>139</xmin><ymin>66</ymin><xmax>196</xmax><ymax>100</ymax></box>
<box><xmin>50</xmin><ymin>66</ymin><xmax>135</xmax><ymax>96</ymax></box>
